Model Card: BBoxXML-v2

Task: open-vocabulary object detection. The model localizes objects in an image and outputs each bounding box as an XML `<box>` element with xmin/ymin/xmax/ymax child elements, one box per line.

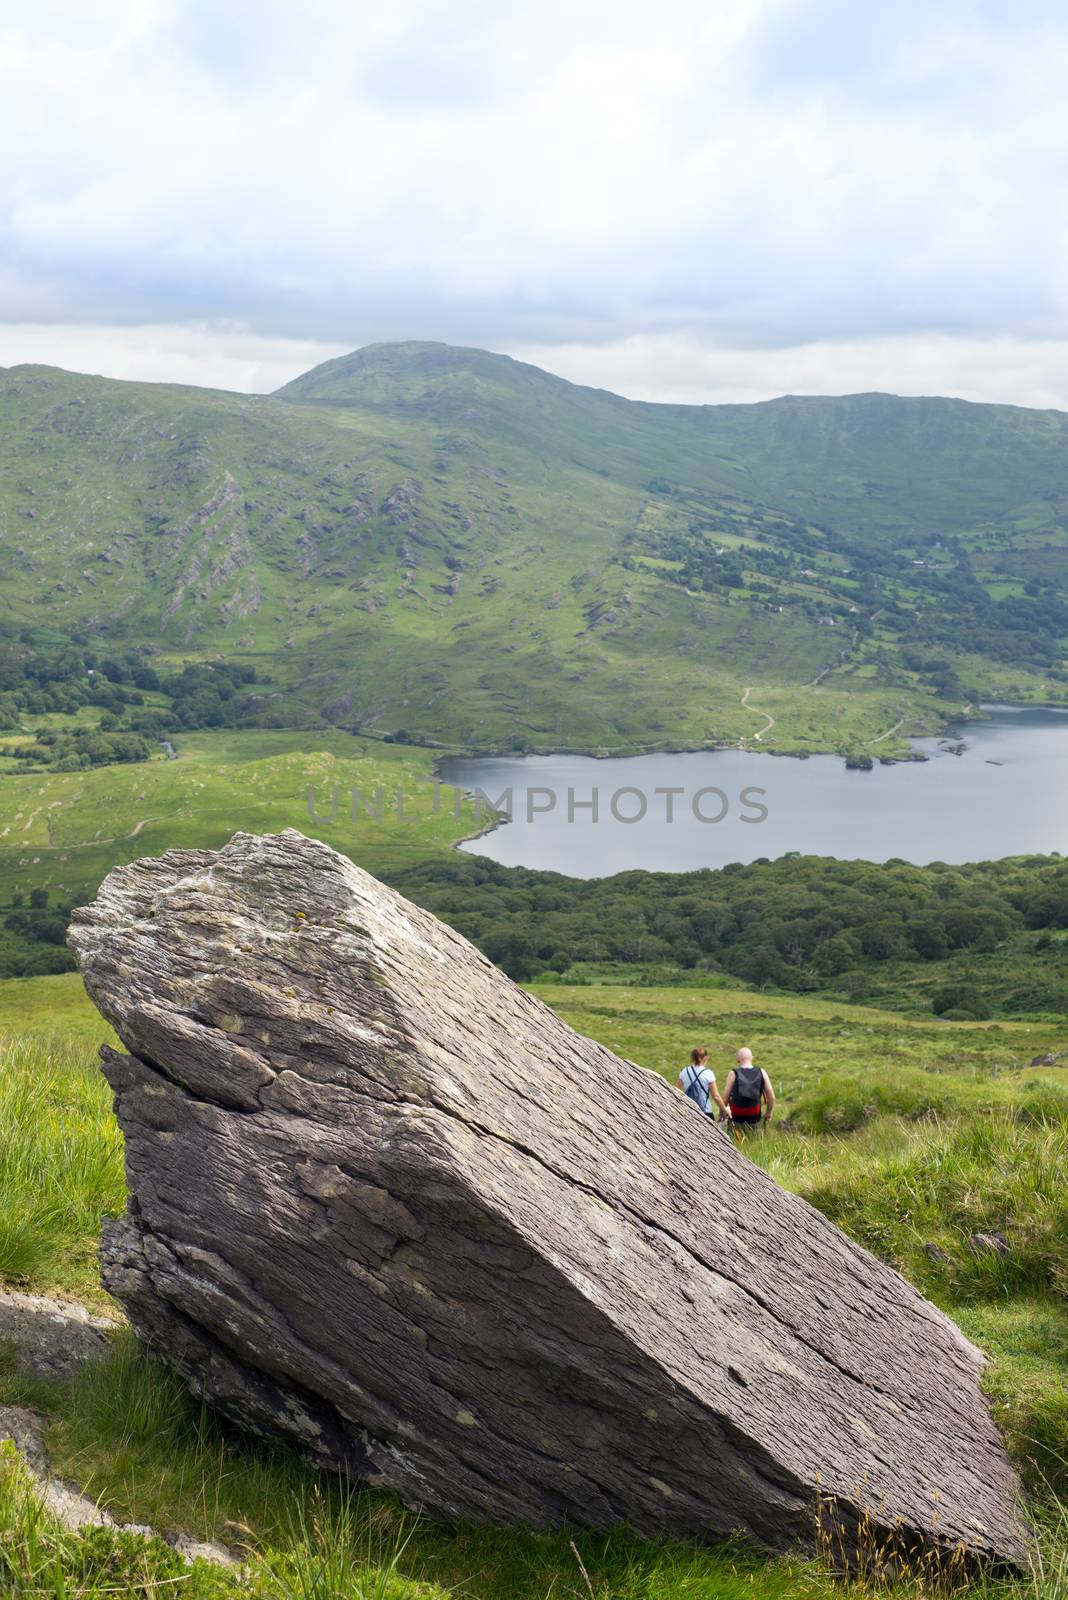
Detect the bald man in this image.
<box><xmin>723</xmin><ymin>1047</ymin><xmax>775</xmax><ymax>1133</ymax></box>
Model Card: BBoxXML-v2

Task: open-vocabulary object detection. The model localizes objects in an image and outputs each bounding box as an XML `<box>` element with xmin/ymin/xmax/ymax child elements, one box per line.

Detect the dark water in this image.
<box><xmin>440</xmin><ymin>705</ymin><xmax>1068</xmax><ymax>877</ymax></box>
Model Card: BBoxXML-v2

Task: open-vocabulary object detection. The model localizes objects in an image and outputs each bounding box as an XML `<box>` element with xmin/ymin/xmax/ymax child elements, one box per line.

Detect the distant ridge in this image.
<box><xmin>1</xmin><ymin>340</ymin><xmax>1065</xmax><ymax>752</ymax></box>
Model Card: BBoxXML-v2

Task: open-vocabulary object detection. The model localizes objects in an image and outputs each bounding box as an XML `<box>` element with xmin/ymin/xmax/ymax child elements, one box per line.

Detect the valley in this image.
<box><xmin>2</xmin><ymin>342</ymin><xmax>1067</xmax><ymax>759</ymax></box>
<box><xmin>1</xmin><ymin>341</ymin><xmax>1066</xmax><ymax>1600</ymax></box>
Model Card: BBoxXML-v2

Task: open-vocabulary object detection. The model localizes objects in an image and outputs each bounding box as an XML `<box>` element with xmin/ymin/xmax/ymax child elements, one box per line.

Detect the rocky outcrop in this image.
<box><xmin>69</xmin><ymin>832</ymin><xmax>1025</xmax><ymax>1568</ymax></box>
<box><xmin>0</xmin><ymin>1289</ymin><xmax>115</xmax><ymax>1380</ymax></box>
<box><xmin>0</xmin><ymin>1290</ymin><xmax>234</xmax><ymax>1567</ymax></box>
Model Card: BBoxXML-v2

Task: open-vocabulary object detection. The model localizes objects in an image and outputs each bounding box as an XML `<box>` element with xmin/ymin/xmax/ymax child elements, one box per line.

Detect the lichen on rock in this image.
<box><xmin>69</xmin><ymin>830</ymin><xmax>1026</xmax><ymax>1568</ymax></box>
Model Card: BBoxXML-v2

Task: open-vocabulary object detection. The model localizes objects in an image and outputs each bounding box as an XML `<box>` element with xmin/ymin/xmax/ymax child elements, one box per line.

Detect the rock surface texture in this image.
<box><xmin>0</xmin><ymin>1289</ymin><xmax>116</xmax><ymax>1380</ymax></box>
<box><xmin>69</xmin><ymin>831</ymin><xmax>1024</xmax><ymax>1567</ymax></box>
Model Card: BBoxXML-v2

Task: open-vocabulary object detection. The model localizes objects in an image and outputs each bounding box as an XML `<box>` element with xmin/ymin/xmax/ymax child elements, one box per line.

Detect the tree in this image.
<box><xmin>908</xmin><ymin>919</ymin><xmax>951</xmax><ymax>959</ymax></box>
<box><xmin>1026</xmin><ymin>884</ymin><xmax>1068</xmax><ymax>929</ymax></box>
<box><xmin>859</xmin><ymin>921</ymin><xmax>906</xmax><ymax>960</ymax></box>
<box><xmin>482</xmin><ymin>931</ymin><xmax>538</xmax><ymax>981</ymax></box>
<box><xmin>931</xmin><ymin>982</ymin><xmax>991</xmax><ymax>1021</ymax></box>
<box><xmin>811</xmin><ymin>933</ymin><xmax>861</xmax><ymax>976</ymax></box>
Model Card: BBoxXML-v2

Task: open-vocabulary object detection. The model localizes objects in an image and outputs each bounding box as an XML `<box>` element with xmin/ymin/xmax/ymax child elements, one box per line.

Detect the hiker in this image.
<box><xmin>723</xmin><ymin>1047</ymin><xmax>775</xmax><ymax>1132</ymax></box>
<box><xmin>677</xmin><ymin>1047</ymin><xmax>727</xmax><ymax>1120</ymax></box>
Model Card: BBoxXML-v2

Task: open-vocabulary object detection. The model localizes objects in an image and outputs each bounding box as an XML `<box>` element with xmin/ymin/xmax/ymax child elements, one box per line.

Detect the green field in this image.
<box><xmin>0</xmin><ymin>728</ymin><xmax>481</xmax><ymax>912</ymax></box>
<box><xmin>0</xmin><ymin>973</ymin><xmax>1065</xmax><ymax>1599</ymax></box>
<box><xmin>2</xmin><ymin>342</ymin><xmax>1066</xmax><ymax>758</ymax></box>
<box><xmin>2</xmin><ymin>337</ymin><xmax>1068</xmax><ymax>1595</ymax></box>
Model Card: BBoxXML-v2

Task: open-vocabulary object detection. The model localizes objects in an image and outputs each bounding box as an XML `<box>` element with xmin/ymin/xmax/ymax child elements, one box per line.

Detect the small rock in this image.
<box><xmin>1030</xmin><ymin>1054</ymin><xmax>1057</xmax><ymax>1067</ymax></box>
<box><xmin>0</xmin><ymin>1289</ymin><xmax>117</xmax><ymax>1379</ymax></box>
<box><xmin>923</xmin><ymin>1243</ymin><xmax>949</xmax><ymax>1262</ymax></box>
<box><xmin>169</xmin><ymin>1531</ymin><xmax>240</xmax><ymax>1567</ymax></box>
<box><xmin>0</xmin><ymin>1404</ymin><xmax>49</xmax><ymax>1473</ymax></box>
<box><xmin>969</xmin><ymin>1231</ymin><xmax>1011</xmax><ymax>1257</ymax></box>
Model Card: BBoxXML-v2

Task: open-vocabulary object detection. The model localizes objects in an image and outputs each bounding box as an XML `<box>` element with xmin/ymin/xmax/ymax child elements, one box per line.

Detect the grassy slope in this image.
<box><xmin>4</xmin><ymin>730</ymin><xmax>1068</xmax><ymax>1023</ymax></box>
<box><xmin>0</xmin><ymin>728</ymin><xmax>481</xmax><ymax>907</ymax></box>
<box><xmin>0</xmin><ymin>973</ymin><xmax>1065</xmax><ymax>1600</ymax></box>
<box><xmin>2</xmin><ymin>345</ymin><xmax>1067</xmax><ymax>755</ymax></box>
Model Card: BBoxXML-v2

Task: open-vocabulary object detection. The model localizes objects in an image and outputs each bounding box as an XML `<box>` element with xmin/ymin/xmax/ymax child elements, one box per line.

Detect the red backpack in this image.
<box><xmin>730</xmin><ymin>1063</ymin><xmax>764</xmax><ymax>1120</ymax></box>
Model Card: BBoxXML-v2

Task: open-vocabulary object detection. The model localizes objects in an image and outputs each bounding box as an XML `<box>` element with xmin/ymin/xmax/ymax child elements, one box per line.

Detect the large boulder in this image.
<box><xmin>69</xmin><ymin>831</ymin><xmax>1024</xmax><ymax>1567</ymax></box>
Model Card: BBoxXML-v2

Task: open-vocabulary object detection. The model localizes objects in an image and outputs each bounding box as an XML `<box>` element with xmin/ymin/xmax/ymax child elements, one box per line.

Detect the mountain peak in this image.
<box><xmin>274</xmin><ymin>339</ymin><xmax>566</xmax><ymax>407</ymax></box>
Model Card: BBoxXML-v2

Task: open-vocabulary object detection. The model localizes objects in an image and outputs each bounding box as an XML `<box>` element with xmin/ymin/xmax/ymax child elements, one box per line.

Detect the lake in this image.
<box><xmin>440</xmin><ymin>705</ymin><xmax>1068</xmax><ymax>877</ymax></box>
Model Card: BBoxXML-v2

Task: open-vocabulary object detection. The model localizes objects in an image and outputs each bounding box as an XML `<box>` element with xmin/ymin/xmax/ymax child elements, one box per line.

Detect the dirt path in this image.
<box><xmin>43</xmin><ymin>816</ymin><xmax>157</xmax><ymax>853</ymax></box>
<box><xmin>870</xmin><ymin>717</ymin><xmax>905</xmax><ymax>745</ymax></box>
<box><xmin>741</xmin><ymin>686</ymin><xmax>776</xmax><ymax>742</ymax></box>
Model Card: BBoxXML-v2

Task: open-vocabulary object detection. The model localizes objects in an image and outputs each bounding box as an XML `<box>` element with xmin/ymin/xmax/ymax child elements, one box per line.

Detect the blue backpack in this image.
<box><xmin>683</xmin><ymin>1064</ymin><xmax>714</xmax><ymax>1116</ymax></box>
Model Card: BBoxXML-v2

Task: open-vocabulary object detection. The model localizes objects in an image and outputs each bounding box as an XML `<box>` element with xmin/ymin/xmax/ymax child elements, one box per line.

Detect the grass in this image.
<box><xmin>0</xmin><ymin>974</ymin><xmax>1066</xmax><ymax>1598</ymax></box>
<box><xmin>5</xmin><ymin>1335</ymin><xmax>1068</xmax><ymax>1600</ymax></box>
<box><xmin>0</xmin><ymin>1439</ymin><xmax>444</xmax><ymax>1598</ymax></box>
<box><xmin>0</xmin><ymin>974</ymin><xmax>117</xmax><ymax>1045</ymax></box>
<box><xmin>767</xmin><ymin>1117</ymin><xmax>1068</xmax><ymax>1308</ymax></box>
<box><xmin>0</xmin><ymin>1033</ymin><xmax>122</xmax><ymax>1302</ymax></box>
<box><xmin>0</xmin><ymin>1445</ymin><xmax>229</xmax><ymax>1599</ymax></box>
<box><xmin>535</xmin><ymin>979</ymin><xmax>1068</xmax><ymax>1103</ymax></box>
<box><xmin>0</xmin><ymin>727</ymin><xmax>484</xmax><ymax>908</ymax></box>
<box><xmin>951</xmin><ymin>1302</ymin><xmax>1068</xmax><ymax>1501</ymax></box>
<box><xmin>6</xmin><ymin>346</ymin><xmax>1068</xmax><ymax>761</ymax></box>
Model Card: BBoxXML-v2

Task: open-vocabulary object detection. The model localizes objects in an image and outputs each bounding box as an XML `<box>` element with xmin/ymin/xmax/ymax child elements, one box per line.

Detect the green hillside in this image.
<box><xmin>1</xmin><ymin>342</ymin><xmax>1066</xmax><ymax>754</ymax></box>
<box><xmin>0</xmin><ymin>729</ymin><xmax>484</xmax><ymax>975</ymax></box>
<box><xmin>1</xmin><ymin>975</ymin><xmax>1065</xmax><ymax>1598</ymax></box>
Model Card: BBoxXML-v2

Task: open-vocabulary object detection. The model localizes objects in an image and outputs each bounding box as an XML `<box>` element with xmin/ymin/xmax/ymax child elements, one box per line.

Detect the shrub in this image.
<box><xmin>931</xmin><ymin>983</ymin><xmax>992</xmax><ymax>1020</ymax></box>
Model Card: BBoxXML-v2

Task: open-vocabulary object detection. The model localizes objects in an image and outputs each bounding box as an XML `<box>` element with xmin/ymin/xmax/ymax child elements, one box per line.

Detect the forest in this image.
<box><xmin>8</xmin><ymin>846</ymin><xmax>1067</xmax><ymax>1013</ymax></box>
<box><xmin>388</xmin><ymin>850</ymin><xmax>1068</xmax><ymax>1018</ymax></box>
<box><xmin>0</xmin><ymin>631</ymin><xmax>266</xmax><ymax>767</ymax></box>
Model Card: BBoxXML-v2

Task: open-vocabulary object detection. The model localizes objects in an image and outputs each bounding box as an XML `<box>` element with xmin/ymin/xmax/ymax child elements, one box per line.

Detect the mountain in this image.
<box><xmin>1</xmin><ymin>342</ymin><xmax>1066</xmax><ymax>753</ymax></box>
<box><xmin>279</xmin><ymin>342</ymin><xmax>1068</xmax><ymax>546</ymax></box>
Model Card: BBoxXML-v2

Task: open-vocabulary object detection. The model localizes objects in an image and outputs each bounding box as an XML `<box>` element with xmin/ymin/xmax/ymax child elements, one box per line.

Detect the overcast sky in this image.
<box><xmin>2</xmin><ymin>0</ymin><xmax>1068</xmax><ymax>406</ymax></box>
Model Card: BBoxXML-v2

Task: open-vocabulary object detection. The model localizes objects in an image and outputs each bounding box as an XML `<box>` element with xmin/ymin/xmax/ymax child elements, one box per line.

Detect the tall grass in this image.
<box><xmin>22</xmin><ymin>1333</ymin><xmax>1066</xmax><ymax>1600</ymax></box>
<box><xmin>755</xmin><ymin>1113</ymin><xmax>1068</xmax><ymax>1305</ymax></box>
<box><xmin>0</xmin><ymin>1034</ymin><xmax>124</xmax><ymax>1297</ymax></box>
<box><xmin>1</xmin><ymin>1013</ymin><xmax>1067</xmax><ymax>1598</ymax></box>
<box><xmin>0</xmin><ymin>1440</ymin><xmax>234</xmax><ymax>1598</ymax></box>
<box><xmin>0</xmin><ymin>1441</ymin><xmax>441</xmax><ymax>1599</ymax></box>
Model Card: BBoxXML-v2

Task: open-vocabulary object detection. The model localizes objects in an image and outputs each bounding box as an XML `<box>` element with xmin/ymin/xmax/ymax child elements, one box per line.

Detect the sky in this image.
<box><xmin>2</xmin><ymin>0</ymin><xmax>1068</xmax><ymax>406</ymax></box>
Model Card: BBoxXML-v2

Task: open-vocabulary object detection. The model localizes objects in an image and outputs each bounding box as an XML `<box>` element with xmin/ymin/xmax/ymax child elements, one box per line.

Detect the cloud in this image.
<box><xmin>1</xmin><ymin>0</ymin><xmax>1067</xmax><ymax>403</ymax></box>
<box><xmin>510</xmin><ymin>332</ymin><xmax>1068</xmax><ymax>410</ymax></box>
<box><xmin>0</xmin><ymin>320</ymin><xmax>348</xmax><ymax>392</ymax></box>
<box><xmin>8</xmin><ymin>321</ymin><xmax>1068</xmax><ymax>418</ymax></box>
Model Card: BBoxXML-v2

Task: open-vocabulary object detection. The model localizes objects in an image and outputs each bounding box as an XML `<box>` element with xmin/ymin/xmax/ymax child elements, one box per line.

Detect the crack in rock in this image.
<box><xmin>68</xmin><ymin>830</ymin><xmax>1027</xmax><ymax>1569</ymax></box>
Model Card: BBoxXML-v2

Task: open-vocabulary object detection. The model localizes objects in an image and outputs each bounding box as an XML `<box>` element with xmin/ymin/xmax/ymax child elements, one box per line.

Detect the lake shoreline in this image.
<box><xmin>430</xmin><ymin>698</ymin><xmax>1068</xmax><ymax>780</ymax></box>
<box><xmin>437</xmin><ymin>705</ymin><xmax>1068</xmax><ymax>876</ymax></box>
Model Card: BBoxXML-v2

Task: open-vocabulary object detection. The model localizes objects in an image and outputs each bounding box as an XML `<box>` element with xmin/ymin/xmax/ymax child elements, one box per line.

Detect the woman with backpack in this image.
<box><xmin>676</xmin><ymin>1047</ymin><xmax>727</xmax><ymax>1121</ymax></box>
<box><xmin>723</xmin><ymin>1047</ymin><xmax>775</xmax><ymax>1133</ymax></box>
